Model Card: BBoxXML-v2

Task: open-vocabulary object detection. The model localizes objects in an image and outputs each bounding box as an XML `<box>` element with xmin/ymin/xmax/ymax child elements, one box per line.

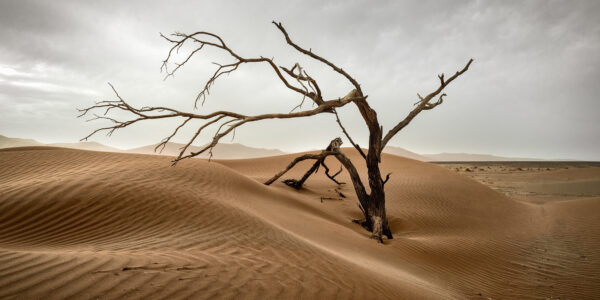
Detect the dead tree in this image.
<box><xmin>79</xmin><ymin>21</ymin><xmax>473</xmax><ymax>242</ymax></box>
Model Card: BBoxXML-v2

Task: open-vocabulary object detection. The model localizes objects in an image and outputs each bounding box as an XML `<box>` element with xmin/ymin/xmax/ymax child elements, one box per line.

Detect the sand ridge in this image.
<box><xmin>0</xmin><ymin>147</ymin><xmax>598</xmax><ymax>299</ymax></box>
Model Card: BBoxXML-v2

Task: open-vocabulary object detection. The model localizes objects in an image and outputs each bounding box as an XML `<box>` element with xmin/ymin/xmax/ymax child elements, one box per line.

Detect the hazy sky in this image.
<box><xmin>1</xmin><ymin>0</ymin><xmax>598</xmax><ymax>160</ymax></box>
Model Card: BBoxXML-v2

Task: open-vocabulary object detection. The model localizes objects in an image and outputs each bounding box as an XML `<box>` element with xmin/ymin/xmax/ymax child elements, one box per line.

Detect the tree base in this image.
<box><xmin>352</xmin><ymin>218</ymin><xmax>393</xmax><ymax>243</ymax></box>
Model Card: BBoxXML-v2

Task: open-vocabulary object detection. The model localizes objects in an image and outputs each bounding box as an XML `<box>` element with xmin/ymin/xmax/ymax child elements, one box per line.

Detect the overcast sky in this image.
<box><xmin>0</xmin><ymin>0</ymin><xmax>598</xmax><ymax>160</ymax></box>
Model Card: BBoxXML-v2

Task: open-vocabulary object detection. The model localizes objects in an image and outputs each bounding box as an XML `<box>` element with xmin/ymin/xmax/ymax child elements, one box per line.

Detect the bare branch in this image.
<box><xmin>159</xmin><ymin>31</ymin><xmax>320</xmax><ymax>108</ymax></box>
<box><xmin>422</xmin><ymin>93</ymin><xmax>445</xmax><ymax>110</ymax></box>
<box><xmin>265</xmin><ymin>138</ymin><xmax>368</xmax><ymax>210</ymax></box>
<box><xmin>320</xmin><ymin>161</ymin><xmax>345</xmax><ymax>185</ymax></box>
<box><xmin>279</xmin><ymin>138</ymin><xmax>345</xmax><ymax>189</ymax></box>
<box><xmin>155</xmin><ymin>117</ymin><xmax>192</xmax><ymax>153</ymax></box>
<box><xmin>272</xmin><ymin>21</ymin><xmax>362</xmax><ymax>95</ymax></box>
<box><xmin>333</xmin><ymin>109</ymin><xmax>366</xmax><ymax>159</ymax></box>
<box><xmin>273</xmin><ymin>21</ymin><xmax>383</xmax><ymax>139</ymax></box>
<box><xmin>173</xmin><ymin>115</ymin><xmax>227</xmax><ymax>162</ymax></box>
<box><xmin>264</xmin><ymin>151</ymin><xmax>338</xmax><ymax>185</ymax></box>
<box><xmin>381</xmin><ymin>58</ymin><xmax>473</xmax><ymax>152</ymax></box>
<box><xmin>172</xmin><ymin>90</ymin><xmax>365</xmax><ymax>164</ymax></box>
<box><xmin>280</xmin><ymin>63</ymin><xmax>323</xmax><ymax>105</ymax></box>
<box><xmin>80</xmin><ymin>82</ymin><xmax>363</xmax><ymax>160</ymax></box>
<box><xmin>383</xmin><ymin>172</ymin><xmax>392</xmax><ymax>185</ymax></box>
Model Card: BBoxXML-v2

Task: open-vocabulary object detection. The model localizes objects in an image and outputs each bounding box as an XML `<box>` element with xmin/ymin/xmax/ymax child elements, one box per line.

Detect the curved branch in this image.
<box><xmin>272</xmin><ymin>21</ymin><xmax>362</xmax><ymax>95</ymax></box>
<box><xmin>172</xmin><ymin>90</ymin><xmax>364</xmax><ymax>164</ymax></box>
<box><xmin>422</xmin><ymin>93</ymin><xmax>445</xmax><ymax>110</ymax></box>
<box><xmin>278</xmin><ymin>138</ymin><xmax>345</xmax><ymax>189</ymax></box>
<box><xmin>264</xmin><ymin>151</ymin><xmax>338</xmax><ymax>185</ymax></box>
<box><xmin>155</xmin><ymin>117</ymin><xmax>192</xmax><ymax>153</ymax></box>
<box><xmin>333</xmin><ymin>109</ymin><xmax>366</xmax><ymax>159</ymax></box>
<box><xmin>383</xmin><ymin>172</ymin><xmax>392</xmax><ymax>185</ymax></box>
<box><xmin>280</xmin><ymin>63</ymin><xmax>323</xmax><ymax>105</ymax></box>
<box><xmin>160</xmin><ymin>31</ymin><xmax>317</xmax><ymax>108</ymax></box>
<box><xmin>264</xmin><ymin>142</ymin><xmax>368</xmax><ymax>210</ymax></box>
<box><xmin>174</xmin><ymin>115</ymin><xmax>227</xmax><ymax>161</ymax></box>
<box><xmin>80</xmin><ymin>83</ymin><xmax>364</xmax><ymax>166</ymax></box>
<box><xmin>321</xmin><ymin>161</ymin><xmax>345</xmax><ymax>185</ymax></box>
<box><xmin>381</xmin><ymin>58</ymin><xmax>473</xmax><ymax>153</ymax></box>
<box><xmin>273</xmin><ymin>22</ymin><xmax>383</xmax><ymax>133</ymax></box>
<box><xmin>332</xmin><ymin>151</ymin><xmax>369</xmax><ymax>209</ymax></box>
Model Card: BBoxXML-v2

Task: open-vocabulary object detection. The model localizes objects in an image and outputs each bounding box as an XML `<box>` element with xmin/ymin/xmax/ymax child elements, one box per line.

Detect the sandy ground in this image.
<box><xmin>0</xmin><ymin>147</ymin><xmax>598</xmax><ymax>299</ymax></box>
<box><xmin>437</xmin><ymin>162</ymin><xmax>600</xmax><ymax>201</ymax></box>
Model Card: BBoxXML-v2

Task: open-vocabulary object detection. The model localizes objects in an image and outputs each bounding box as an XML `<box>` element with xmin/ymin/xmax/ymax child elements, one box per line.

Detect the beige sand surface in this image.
<box><xmin>438</xmin><ymin>162</ymin><xmax>600</xmax><ymax>201</ymax></box>
<box><xmin>0</xmin><ymin>147</ymin><xmax>598</xmax><ymax>299</ymax></box>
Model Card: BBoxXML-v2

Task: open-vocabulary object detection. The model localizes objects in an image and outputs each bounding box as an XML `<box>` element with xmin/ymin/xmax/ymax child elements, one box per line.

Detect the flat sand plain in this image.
<box><xmin>0</xmin><ymin>147</ymin><xmax>598</xmax><ymax>299</ymax></box>
<box><xmin>437</xmin><ymin>161</ymin><xmax>600</xmax><ymax>201</ymax></box>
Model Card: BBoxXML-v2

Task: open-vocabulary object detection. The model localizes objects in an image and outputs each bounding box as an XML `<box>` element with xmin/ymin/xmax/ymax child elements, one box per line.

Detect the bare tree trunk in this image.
<box><xmin>328</xmin><ymin>140</ymin><xmax>392</xmax><ymax>242</ymax></box>
<box><xmin>339</xmin><ymin>159</ymin><xmax>392</xmax><ymax>242</ymax></box>
<box><xmin>366</xmin><ymin>184</ymin><xmax>389</xmax><ymax>242</ymax></box>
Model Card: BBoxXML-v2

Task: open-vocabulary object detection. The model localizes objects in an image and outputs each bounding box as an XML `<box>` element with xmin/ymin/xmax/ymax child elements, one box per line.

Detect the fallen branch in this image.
<box><xmin>272</xmin><ymin>138</ymin><xmax>344</xmax><ymax>189</ymax></box>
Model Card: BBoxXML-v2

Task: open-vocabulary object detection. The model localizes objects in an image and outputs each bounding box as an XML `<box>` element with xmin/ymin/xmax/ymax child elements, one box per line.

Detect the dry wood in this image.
<box><xmin>274</xmin><ymin>138</ymin><xmax>345</xmax><ymax>189</ymax></box>
<box><xmin>80</xmin><ymin>21</ymin><xmax>473</xmax><ymax>243</ymax></box>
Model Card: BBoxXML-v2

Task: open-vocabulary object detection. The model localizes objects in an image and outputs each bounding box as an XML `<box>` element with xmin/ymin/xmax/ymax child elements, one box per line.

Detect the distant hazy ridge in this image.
<box><xmin>1</xmin><ymin>134</ymin><xmax>548</xmax><ymax>161</ymax></box>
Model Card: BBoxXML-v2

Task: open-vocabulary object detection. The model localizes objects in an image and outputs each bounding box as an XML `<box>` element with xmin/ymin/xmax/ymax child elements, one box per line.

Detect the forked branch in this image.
<box><xmin>160</xmin><ymin>30</ymin><xmax>321</xmax><ymax>108</ymax></box>
<box><xmin>276</xmin><ymin>138</ymin><xmax>345</xmax><ymax>189</ymax></box>
<box><xmin>273</xmin><ymin>21</ymin><xmax>362</xmax><ymax>95</ymax></box>
<box><xmin>380</xmin><ymin>58</ymin><xmax>473</xmax><ymax>152</ymax></box>
<box><xmin>321</xmin><ymin>162</ymin><xmax>345</xmax><ymax>185</ymax></box>
<box><xmin>264</xmin><ymin>150</ymin><xmax>339</xmax><ymax>185</ymax></box>
<box><xmin>79</xmin><ymin>83</ymin><xmax>364</xmax><ymax>165</ymax></box>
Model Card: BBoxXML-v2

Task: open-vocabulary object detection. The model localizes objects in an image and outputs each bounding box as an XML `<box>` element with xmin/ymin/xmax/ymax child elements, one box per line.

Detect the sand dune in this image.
<box><xmin>380</xmin><ymin>146</ymin><xmax>429</xmax><ymax>161</ymax></box>
<box><xmin>0</xmin><ymin>134</ymin><xmax>43</xmax><ymax>148</ymax></box>
<box><xmin>126</xmin><ymin>142</ymin><xmax>286</xmax><ymax>159</ymax></box>
<box><xmin>48</xmin><ymin>141</ymin><xmax>123</xmax><ymax>153</ymax></box>
<box><xmin>0</xmin><ymin>134</ymin><xmax>286</xmax><ymax>160</ymax></box>
<box><xmin>6</xmin><ymin>133</ymin><xmax>563</xmax><ymax>162</ymax></box>
<box><xmin>0</xmin><ymin>147</ymin><xmax>598</xmax><ymax>299</ymax></box>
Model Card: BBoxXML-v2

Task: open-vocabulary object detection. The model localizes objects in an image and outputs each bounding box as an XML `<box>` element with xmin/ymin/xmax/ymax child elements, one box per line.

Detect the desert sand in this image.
<box><xmin>0</xmin><ymin>147</ymin><xmax>598</xmax><ymax>299</ymax></box>
<box><xmin>0</xmin><ymin>135</ymin><xmax>286</xmax><ymax>160</ymax></box>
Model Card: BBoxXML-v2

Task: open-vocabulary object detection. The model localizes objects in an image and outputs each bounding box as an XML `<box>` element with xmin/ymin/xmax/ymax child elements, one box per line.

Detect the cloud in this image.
<box><xmin>0</xmin><ymin>0</ymin><xmax>599</xmax><ymax>159</ymax></box>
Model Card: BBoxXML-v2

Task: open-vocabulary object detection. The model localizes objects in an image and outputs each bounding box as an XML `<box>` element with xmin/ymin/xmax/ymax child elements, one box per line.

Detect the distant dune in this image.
<box><xmin>0</xmin><ymin>134</ymin><xmax>43</xmax><ymax>148</ymax></box>
<box><xmin>381</xmin><ymin>146</ymin><xmax>549</xmax><ymax>162</ymax></box>
<box><xmin>127</xmin><ymin>142</ymin><xmax>286</xmax><ymax>159</ymax></box>
<box><xmin>48</xmin><ymin>141</ymin><xmax>123</xmax><ymax>153</ymax></box>
<box><xmin>0</xmin><ymin>134</ymin><xmax>576</xmax><ymax>161</ymax></box>
<box><xmin>380</xmin><ymin>147</ymin><xmax>546</xmax><ymax>162</ymax></box>
<box><xmin>0</xmin><ymin>146</ymin><xmax>598</xmax><ymax>299</ymax></box>
<box><xmin>423</xmin><ymin>152</ymin><xmax>545</xmax><ymax>162</ymax></box>
<box><xmin>0</xmin><ymin>134</ymin><xmax>286</xmax><ymax>159</ymax></box>
<box><xmin>381</xmin><ymin>146</ymin><xmax>429</xmax><ymax>161</ymax></box>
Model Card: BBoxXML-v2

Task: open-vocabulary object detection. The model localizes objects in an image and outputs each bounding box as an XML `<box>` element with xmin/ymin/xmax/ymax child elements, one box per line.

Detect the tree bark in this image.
<box><xmin>282</xmin><ymin>138</ymin><xmax>344</xmax><ymax>189</ymax></box>
<box><xmin>282</xmin><ymin>160</ymin><xmax>320</xmax><ymax>189</ymax></box>
<box><xmin>331</xmin><ymin>145</ymin><xmax>393</xmax><ymax>242</ymax></box>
